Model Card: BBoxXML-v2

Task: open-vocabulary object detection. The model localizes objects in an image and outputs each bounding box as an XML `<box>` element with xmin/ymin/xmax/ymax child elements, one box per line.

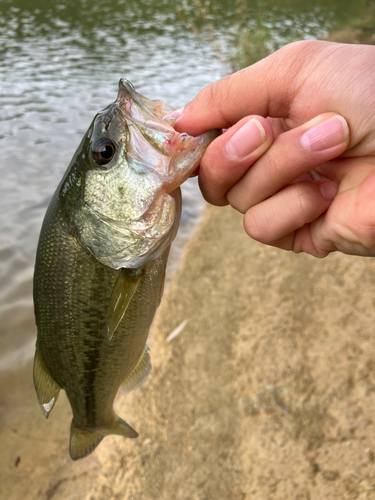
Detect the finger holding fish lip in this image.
<box><xmin>196</xmin><ymin>116</ymin><xmax>274</xmax><ymax>206</ymax></box>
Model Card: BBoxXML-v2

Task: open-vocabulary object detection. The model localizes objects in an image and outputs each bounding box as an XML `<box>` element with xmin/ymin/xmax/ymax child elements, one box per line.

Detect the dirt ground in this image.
<box><xmin>2</xmin><ymin>204</ymin><xmax>375</xmax><ymax>500</ymax></box>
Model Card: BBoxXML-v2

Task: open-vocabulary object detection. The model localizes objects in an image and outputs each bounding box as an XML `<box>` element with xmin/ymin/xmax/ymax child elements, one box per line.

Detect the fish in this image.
<box><xmin>33</xmin><ymin>79</ymin><xmax>218</xmax><ymax>460</ymax></box>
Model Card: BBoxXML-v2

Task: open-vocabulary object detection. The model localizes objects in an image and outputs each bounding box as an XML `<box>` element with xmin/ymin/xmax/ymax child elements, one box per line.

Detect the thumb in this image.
<box><xmin>173</xmin><ymin>40</ymin><xmax>329</xmax><ymax>136</ymax></box>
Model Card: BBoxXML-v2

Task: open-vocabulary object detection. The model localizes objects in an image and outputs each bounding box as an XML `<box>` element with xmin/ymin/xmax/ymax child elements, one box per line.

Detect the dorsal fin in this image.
<box><xmin>108</xmin><ymin>267</ymin><xmax>143</xmax><ymax>340</ymax></box>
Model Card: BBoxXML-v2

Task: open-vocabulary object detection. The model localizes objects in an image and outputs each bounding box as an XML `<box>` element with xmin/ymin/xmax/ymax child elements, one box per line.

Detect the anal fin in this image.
<box><xmin>108</xmin><ymin>267</ymin><xmax>143</xmax><ymax>341</ymax></box>
<box><xmin>121</xmin><ymin>346</ymin><xmax>152</xmax><ymax>394</ymax></box>
<box><xmin>33</xmin><ymin>346</ymin><xmax>61</xmax><ymax>419</ymax></box>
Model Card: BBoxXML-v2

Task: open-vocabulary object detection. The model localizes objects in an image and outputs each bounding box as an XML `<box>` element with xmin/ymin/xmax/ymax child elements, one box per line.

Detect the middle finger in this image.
<box><xmin>227</xmin><ymin>112</ymin><xmax>349</xmax><ymax>213</ymax></box>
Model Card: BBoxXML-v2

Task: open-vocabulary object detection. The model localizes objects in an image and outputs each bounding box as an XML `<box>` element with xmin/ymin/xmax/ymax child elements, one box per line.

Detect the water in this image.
<box><xmin>0</xmin><ymin>0</ymin><xmax>225</xmax><ymax>363</ymax></box>
<box><xmin>0</xmin><ymin>0</ymin><xmax>365</xmax><ymax>495</ymax></box>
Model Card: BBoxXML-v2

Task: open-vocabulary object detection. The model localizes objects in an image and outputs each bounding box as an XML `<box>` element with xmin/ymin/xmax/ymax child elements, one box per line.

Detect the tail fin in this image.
<box><xmin>69</xmin><ymin>416</ymin><xmax>138</xmax><ymax>461</ymax></box>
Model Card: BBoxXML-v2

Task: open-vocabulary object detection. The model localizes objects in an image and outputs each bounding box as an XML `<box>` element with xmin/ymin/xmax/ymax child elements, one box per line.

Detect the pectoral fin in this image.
<box><xmin>108</xmin><ymin>268</ymin><xmax>143</xmax><ymax>340</ymax></box>
<box><xmin>33</xmin><ymin>346</ymin><xmax>61</xmax><ymax>418</ymax></box>
<box><xmin>121</xmin><ymin>346</ymin><xmax>152</xmax><ymax>394</ymax></box>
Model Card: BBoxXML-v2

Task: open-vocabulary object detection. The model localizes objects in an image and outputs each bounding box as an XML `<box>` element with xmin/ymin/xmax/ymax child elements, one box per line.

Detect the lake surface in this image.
<box><xmin>0</xmin><ymin>0</ymin><xmax>365</xmax><ymax>493</ymax></box>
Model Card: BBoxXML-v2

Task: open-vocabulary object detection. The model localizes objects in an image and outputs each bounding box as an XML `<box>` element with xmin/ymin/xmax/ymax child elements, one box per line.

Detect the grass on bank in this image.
<box><xmin>176</xmin><ymin>0</ymin><xmax>285</xmax><ymax>71</ymax></box>
<box><xmin>328</xmin><ymin>0</ymin><xmax>375</xmax><ymax>44</ymax></box>
<box><xmin>177</xmin><ymin>0</ymin><xmax>375</xmax><ymax>72</ymax></box>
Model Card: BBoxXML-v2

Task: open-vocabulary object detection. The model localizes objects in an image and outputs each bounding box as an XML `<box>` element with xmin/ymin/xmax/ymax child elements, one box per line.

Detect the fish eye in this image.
<box><xmin>92</xmin><ymin>138</ymin><xmax>116</xmax><ymax>166</ymax></box>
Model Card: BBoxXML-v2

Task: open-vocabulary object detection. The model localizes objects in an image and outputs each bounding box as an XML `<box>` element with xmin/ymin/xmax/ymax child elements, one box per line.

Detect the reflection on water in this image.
<box><xmin>0</xmin><ymin>0</ymin><xmax>364</xmax><ymax>495</ymax></box>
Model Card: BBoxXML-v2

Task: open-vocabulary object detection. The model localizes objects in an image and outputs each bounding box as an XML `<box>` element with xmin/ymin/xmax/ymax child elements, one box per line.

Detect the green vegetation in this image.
<box><xmin>177</xmin><ymin>0</ymin><xmax>374</xmax><ymax>71</ymax></box>
<box><xmin>327</xmin><ymin>0</ymin><xmax>375</xmax><ymax>44</ymax></box>
<box><xmin>177</xmin><ymin>0</ymin><xmax>283</xmax><ymax>71</ymax></box>
<box><xmin>347</xmin><ymin>0</ymin><xmax>375</xmax><ymax>39</ymax></box>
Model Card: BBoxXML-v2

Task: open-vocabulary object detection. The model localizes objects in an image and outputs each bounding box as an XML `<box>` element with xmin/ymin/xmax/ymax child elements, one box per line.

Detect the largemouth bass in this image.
<box><xmin>33</xmin><ymin>79</ymin><xmax>217</xmax><ymax>460</ymax></box>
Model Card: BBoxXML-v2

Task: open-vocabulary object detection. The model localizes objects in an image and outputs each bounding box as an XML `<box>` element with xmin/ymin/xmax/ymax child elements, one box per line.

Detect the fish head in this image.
<box><xmin>64</xmin><ymin>79</ymin><xmax>218</xmax><ymax>269</ymax></box>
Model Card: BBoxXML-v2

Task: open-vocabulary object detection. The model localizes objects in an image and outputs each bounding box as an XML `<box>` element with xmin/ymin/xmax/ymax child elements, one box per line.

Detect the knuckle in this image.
<box><xmin>279</xmin><ymin>39</ymin><xmax>326</xmax><ymax>62</ymax></box>
<box><xmin>196</xmin><ymin>80</ymin><xmax>222</xmax><ymax>108</ymax></box>
<box><xmin>288</xmin><ymin>185</ymin><xmax>310</xmax><ymax>225</ymax></box>
<box><xmin>243</xmin><ymin>208</ymin><xmax>271</xmax><ymax>244</ymax></box>
<box><xmin>290</xmin><ymin>186</ymin><xmax>307</xmax><ymax>212</ymax></box>
<box><xmin>348</xmin><ymin>172</ymin><xmax>375</xmax><ymax>249</ymax></box>
<box><xmin>261</xmin><ymin>150</ymin><xmax>287</xmax><ymax>184</ymax></box>
<box><xmin>201</xmin><ymin>76</ymin><xmax>235</xmax><ymax>127</ymax></box>
<box><xmin>200</xmin><ymin>82</ymin><xmax>216</xmax><ymax>107</ymax></box>
<box><xmin>227</xmin><ymin>187</ymin><xmax>247</xmax><ymax>214</ymax></box>
<box><xmin>198</xmin><ymin>172</ymin><xmax>227</xmax><ymax>206</ymax></box>
<box><xmin>351</xmin><ymin>222</ymin><xmax>375</xmax><ymax>249</ymax></box>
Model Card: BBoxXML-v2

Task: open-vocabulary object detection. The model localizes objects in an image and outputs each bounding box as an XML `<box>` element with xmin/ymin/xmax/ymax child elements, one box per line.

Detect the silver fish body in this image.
<box><xmin>33</xmin><ymin>80</ymin><xmax>218</xmax><ymax>460</ymax></box>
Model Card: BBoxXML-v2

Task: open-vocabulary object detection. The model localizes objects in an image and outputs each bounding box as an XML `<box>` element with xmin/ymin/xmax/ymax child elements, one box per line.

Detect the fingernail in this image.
<box><xmin>301</xmin><ymin>116</ymin><xmax>349</xmax><ymax>152</ymax></box>
<box><xmin>319</xmin><ymin>181</ymin><xmax>339</xmax><ymax>200</ymax></box>
<box><xmin>226</xmin><ymin>119</ymin><xmax>267</xmax><ymax>159</ymax></box>
<box><xmin>164</xmin><ymin>108</ymin><xmax>184</xmax><ymax>120</ymax></box>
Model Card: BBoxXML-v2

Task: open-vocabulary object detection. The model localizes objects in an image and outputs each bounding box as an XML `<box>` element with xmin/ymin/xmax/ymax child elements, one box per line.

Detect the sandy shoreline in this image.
<box><xmin>115</xmin><ymin>205</ymin><xmax>375</xmax><ymax>500</ymax></box>
<box><xmin>3</xmin><ymin>204</ymin><xmax>375</xmax><ymax>499</ymax></box>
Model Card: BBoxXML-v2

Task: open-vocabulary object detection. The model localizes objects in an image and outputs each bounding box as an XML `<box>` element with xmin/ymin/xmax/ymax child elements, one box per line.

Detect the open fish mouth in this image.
<box><xmin>117</xmin><ymin>79</ymin><xmax>176</xmax><ymax>122</ymax></box>
<box><xmin>72</xmin><ymin>79</ymin><xmax>218</xmax><ymax>269</ymax></box>
<box><xmin>115</xmin><ymin>79</ymin><xmax>219</xmax><ymax>191</ymax></box>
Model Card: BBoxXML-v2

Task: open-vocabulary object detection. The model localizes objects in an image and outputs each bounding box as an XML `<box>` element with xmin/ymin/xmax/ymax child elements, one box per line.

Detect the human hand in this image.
<box><xmin>172</xmin><ymin>41</ymin><xmax>375</xmax><ymax>257</ymax></box>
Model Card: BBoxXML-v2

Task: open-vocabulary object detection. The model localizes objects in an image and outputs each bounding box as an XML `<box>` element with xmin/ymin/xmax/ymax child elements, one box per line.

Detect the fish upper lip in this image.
<box><xmin>119</xmin><ymin>79</ymin><xmax>137</xmax><ymax>100</ymax></box>
<box><xmin>117</xmin><ymin>79</ymin><xmax>145</xmax><ymax>118</ymax></box>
